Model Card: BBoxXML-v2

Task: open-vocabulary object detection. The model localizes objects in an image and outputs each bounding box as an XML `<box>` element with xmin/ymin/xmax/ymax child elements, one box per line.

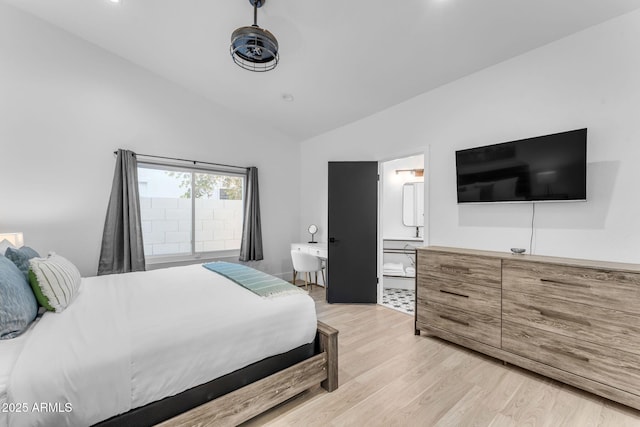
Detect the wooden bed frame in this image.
<box><xmin>155</xmin><ymin>321</ymin><xmax>338</xmax><ymax>427</ymax></box>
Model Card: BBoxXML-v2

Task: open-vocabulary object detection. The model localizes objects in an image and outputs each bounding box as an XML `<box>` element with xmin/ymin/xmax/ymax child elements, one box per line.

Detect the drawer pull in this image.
<box><xmin>440</xmin><ymin>290</ymin><xmax>469</xmax><ymax>298</ymax></box>
<box><xmin>440</xmin><ymin>265</ymin><xmax>470</xmax><ymax>275</ymax></box>
<box><xmin>439</xmin><ymin>315</ymin><xmax>470</xmax><ymax>327</ymax></box>
<box><xmin>540</xmin><ymin>345</ymin><xmax>590</xmax><ymax>363</ymax></box>
<box><xmin>540</xmin><ymin>278</ymin><xmax>591</xmax><ymax>289</ymax></box>
<box><xmin>536</xmin><ymin>308</ymin><xmax>592</xmax><ymax>327</ymax></box>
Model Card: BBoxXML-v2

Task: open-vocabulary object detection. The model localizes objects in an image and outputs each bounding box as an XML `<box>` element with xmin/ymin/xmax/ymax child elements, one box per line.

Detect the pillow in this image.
<box><xmin>0</xmin><ymin>239</ymin><xmax>16</xmax><ymax>256</ymax></box>
<box><xmin>5</xmin><ymin>246</ymin><xmax>40</xmax><ymax>281</ymax></box>
<box><xmin>29</xmin><ymin>253</ymin><xmax>81</xmax><ymax>313</ymax></box>
<box><xmin>0</xmin><ymin>255</ymin><xmax>38</xmax><ymax>340</ymax></box>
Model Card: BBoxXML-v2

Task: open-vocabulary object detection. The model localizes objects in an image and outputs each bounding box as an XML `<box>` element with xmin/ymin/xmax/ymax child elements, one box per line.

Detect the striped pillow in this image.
<box><xmin>28</xmin><ymin>253</ymin><xmax>81</xmax><ymax>312</ymax></box>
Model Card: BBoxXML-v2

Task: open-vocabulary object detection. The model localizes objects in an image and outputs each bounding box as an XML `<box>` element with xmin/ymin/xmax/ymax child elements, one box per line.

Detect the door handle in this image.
<box><xmin>329</xmin><ymin>237</ymin><xmax>339</xmax><ymax>243</ymax></box>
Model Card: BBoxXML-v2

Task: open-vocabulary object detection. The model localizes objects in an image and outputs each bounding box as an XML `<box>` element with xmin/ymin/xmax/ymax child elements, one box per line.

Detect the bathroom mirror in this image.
<box><xmin>402</xmin><ymin>182</ymin><xmax>424</xmax><ymax>227</ymax></box>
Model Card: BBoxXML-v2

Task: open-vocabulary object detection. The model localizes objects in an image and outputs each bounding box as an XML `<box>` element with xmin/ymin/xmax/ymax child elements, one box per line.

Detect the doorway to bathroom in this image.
<box><xmin>379</xmin><ymin>154</ymin><xmax>425</xmax><ymax>314</ymax></box>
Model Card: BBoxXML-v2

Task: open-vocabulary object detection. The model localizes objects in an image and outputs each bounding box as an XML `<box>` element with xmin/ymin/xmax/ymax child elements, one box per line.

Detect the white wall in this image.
<box><xmin>300</xmin><ymin>9</ymin><xmax>640</xmax><ymax>264</ymax></box>
<box><xmin>381</xmin><ymin>155</ymin><xmax>424</xmax><ymax>239</ymax></box>
<box><xmin>0</xmin><ymin>3</ymin><xmax>301</xmax><ymax>277</ymax></box>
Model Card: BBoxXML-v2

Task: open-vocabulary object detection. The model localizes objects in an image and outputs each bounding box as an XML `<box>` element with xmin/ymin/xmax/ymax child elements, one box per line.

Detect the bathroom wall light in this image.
<box><xmin>395</xmin><ymin>169</ymin><xmax>424</xmax><ymax>177</ymax></box>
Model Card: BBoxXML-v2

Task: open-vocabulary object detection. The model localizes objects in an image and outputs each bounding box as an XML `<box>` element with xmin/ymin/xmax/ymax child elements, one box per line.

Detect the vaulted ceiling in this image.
<box><xmin>6</xmin><ymin>0</ymin><xmax>640</xmax><ymax>141</ymax></box>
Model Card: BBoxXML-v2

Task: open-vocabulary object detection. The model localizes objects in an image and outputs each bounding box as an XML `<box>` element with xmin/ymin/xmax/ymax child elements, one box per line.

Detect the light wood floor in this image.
<box><xmin>243</xmin><ymin>286</ymin><xmax>640</xmax><ymax>427</ymax></box>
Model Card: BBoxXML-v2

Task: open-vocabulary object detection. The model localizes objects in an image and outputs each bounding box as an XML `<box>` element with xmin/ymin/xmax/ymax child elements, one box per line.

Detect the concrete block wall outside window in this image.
<box><xmin>140</xmin><ymin>197</ymin><xmax>243</xmax><ymax>256</ymax></box>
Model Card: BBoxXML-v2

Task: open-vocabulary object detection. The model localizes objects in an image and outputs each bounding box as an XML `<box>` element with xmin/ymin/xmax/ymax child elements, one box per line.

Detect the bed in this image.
<box><xmin>1</xmin><ymin>263</ymin><xmax>338</xmax><ymax>427</ymax></box>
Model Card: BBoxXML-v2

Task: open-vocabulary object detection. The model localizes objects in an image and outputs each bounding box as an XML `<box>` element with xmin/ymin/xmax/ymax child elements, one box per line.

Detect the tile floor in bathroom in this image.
<box><xmin>381</xmin><ymin>287</ymin><xmax>414</xmax><ymax>315</ymax></box>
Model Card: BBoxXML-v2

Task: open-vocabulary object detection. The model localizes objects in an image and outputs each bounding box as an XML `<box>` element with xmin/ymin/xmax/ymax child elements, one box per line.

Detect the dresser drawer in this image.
<box><xmin>418</xmin><ymin>251</ymin><xmax>501</xmax><ymax>289</ymax></box>
<box><xmin>503</xmin><ymin>260</ymin><xmax>640</xmax><ymax>315</ymax></box>
<box><xmin>417</xmin><ymin>300</ymin><xmax>501</xmax><ymax>347</ymax></box>
<box><xmin>418</xmin><ymin>274</ymin><xmax>501</xmax><ymax>318</ymax></box>
<box><xmin>503</xmin><ymin>291</ymin><xmax>640</xmax><ymax>356</ymax></box>
<box><xmin>503</xmin><ymin>321</ymin><xmax>640</xmax><ymax>396</ymax></box>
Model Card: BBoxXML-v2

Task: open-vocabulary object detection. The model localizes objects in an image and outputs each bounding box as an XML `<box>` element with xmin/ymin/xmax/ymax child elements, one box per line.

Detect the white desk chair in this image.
<box><xmin>291</xmin><ymin>250</ymin><xmax>325</xmax><ymax>291</ymax></box>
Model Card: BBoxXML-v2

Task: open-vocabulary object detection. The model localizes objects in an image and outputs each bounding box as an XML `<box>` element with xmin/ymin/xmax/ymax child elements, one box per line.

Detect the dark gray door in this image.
<box><xmin>327</xmin><ymin>161</ymin><xmax>378</xmax><ymax>303</ymax></box>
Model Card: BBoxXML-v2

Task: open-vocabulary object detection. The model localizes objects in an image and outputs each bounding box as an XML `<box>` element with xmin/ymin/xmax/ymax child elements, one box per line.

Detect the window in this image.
<box><xmin>138</xmin><ymin>163</ymin><xmax>245</xmax><ymax>260</ymax></box>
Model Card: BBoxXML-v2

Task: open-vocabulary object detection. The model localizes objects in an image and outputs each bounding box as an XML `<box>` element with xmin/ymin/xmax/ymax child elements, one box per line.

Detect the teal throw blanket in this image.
<box><xmin>203</xmin><ymin>262</ymin><xmax>305</xmax><ymax>298</ymax></box>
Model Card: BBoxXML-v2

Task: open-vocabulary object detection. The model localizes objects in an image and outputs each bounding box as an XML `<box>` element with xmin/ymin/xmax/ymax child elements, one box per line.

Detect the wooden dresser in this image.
<box><xmin>416</xmin><ymin>246</ymin><xmax>640</xmax><ymax>410</ymax></box>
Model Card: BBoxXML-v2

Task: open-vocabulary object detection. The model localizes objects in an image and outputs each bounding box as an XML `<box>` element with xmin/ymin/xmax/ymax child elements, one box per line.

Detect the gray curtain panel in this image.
<box><xmin>97</xmin><ymin>149</ymin><xmax>146</xmax><ymax>275</ymax></box>
<box><xmin>239</xmin><ymin>167</ymin><xmax>264</xmax><ymax>261</ymax></box>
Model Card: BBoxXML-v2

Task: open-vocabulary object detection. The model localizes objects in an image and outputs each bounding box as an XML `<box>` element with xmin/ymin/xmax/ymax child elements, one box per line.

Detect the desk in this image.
<box><xmin>291</xmin><ymin>243</ymin><xmax>328</xmax><ymax>291</ymax></box>
<box><xmin>291</xmin><ymin>242</ymin><xmax>328</xmax><ymax>259</ymax></box>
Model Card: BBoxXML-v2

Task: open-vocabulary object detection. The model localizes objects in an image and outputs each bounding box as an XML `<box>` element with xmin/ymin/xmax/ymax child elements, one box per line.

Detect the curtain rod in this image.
<box><xmin>113</xmin><ymin>150</ymin><xmax>248</xmax><ymax>170</ymax></box>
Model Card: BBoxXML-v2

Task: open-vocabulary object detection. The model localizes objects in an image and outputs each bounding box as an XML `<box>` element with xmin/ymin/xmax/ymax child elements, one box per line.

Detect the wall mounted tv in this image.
<box><xmin>456</xmin><ymin>128</ymin><xmax>587</xmax><ymax>203</ymax></box>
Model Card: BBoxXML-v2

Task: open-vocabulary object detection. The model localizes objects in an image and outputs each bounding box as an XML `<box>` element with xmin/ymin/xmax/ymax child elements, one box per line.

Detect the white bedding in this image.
<box><xmin>0</xmin><ymin>323</ymin><xmax>34</xmax><ymax>427</ymax></box>
<box><xmin>4</xmin><ymin>264</ymin><xmax>317</xmax><ymax>427</ymax></box>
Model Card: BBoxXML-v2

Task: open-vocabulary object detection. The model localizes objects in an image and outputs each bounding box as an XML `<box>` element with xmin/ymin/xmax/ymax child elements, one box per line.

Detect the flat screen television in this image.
<box><xmin>456</xmin><ymin>128</ymin><xmax>587</xmax><ymax>203</ymax></box>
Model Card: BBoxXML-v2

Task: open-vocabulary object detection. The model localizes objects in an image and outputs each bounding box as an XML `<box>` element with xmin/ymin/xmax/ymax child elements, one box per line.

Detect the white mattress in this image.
<box><xmin>4</xmin><ymin>264</ymin><xmax>317</xmax><ymax>427</ymax></box>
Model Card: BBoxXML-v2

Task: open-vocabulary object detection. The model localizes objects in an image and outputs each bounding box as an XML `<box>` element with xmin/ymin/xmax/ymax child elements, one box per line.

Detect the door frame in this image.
<box><xmin>377</xmin><ymin>147</ymin><xmax>430</xmax><ymax>306</ymax></box>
